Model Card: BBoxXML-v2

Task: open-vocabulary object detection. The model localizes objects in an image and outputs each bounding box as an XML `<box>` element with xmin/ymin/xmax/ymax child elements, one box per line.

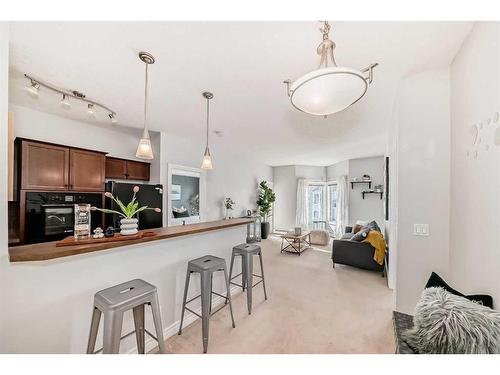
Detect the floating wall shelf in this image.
<box><xmin>362</xmin><ymin>191</ymin><xmax>383</xmax><ymax>200</ymax></box>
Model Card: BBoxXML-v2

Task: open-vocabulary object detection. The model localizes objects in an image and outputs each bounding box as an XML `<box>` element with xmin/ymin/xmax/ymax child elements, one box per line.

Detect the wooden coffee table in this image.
<box><xmin>280</xmin><ymin>231</ymin><xmax>311</xmax><ymax>256</ymax></box>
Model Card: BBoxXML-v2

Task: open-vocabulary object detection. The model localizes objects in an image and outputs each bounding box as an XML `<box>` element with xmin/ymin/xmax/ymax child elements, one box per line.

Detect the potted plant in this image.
<box><xmin>224</xmin><ymin>197</ymin><xmax>235</xmax><ymax>219</ymax></box>
<box><xmin>256</xmin><ymin>181</ymin><xmax>275</xmax><ymax>239</ymax></box>
<box><xmin>92</xmin><ymin>185</ymin><xmax>161</xmax><ymax>236</ymax></box>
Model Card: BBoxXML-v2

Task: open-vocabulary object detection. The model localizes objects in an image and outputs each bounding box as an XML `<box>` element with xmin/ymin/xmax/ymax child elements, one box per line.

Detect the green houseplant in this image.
<box><xmin>256</xmin><ymin>181</ymin><xmax>276</xmax><ymax>239</ymax></box>
<box><xmin>92</xmin><ymin>185</ymin><xmax>161</xmax><ymax>236</ymax></box>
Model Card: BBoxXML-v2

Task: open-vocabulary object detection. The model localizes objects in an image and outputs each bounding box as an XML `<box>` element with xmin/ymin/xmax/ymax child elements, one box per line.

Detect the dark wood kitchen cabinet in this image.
<box><xmin>20</xmin><ymin>140</ymin><xmax>70</xmax><ymax>191</ymax></box>
<box><xmin>69</xmin><ymin>149</ymin><xmax>106</xmax><ymax>191</ymax></box>
<box><xmin>16</xmin><ymin>139</ymin><xmax>106</xmax><ymax>193</ymax></box>
<box><xmin>105</xmin><ymin>157</ymin><xmax>150</xmax><ymax>181</ymax></box>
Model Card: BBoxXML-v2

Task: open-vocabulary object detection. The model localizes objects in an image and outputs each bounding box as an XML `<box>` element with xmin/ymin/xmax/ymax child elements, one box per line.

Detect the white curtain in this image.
<box><xmin>334</xmin><ymin>175</ymin><xmax>349</xmax><ymax>237</ymax></box>
<box><xmin>295</xmin><ymin>179</ymin><xmax>309</xmax><ymax>229</ymax></box>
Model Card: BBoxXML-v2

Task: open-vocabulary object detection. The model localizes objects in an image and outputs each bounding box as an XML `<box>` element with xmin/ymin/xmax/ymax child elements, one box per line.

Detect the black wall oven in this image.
<box><xmin>24</xmin><ymin>192</ymin><xmax>103</xmax><ymax>244</ymax></box>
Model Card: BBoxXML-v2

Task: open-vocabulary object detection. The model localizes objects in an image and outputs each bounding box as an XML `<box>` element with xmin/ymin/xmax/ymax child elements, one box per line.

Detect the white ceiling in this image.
<box><xmin>8</xmin><ymin>21</ymin><xmax>472</xmax><ymax>166</ymax></box>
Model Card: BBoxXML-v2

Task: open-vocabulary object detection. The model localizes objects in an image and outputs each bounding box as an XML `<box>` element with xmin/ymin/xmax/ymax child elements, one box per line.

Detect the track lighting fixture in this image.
<box><xmin>25</xmin><ymin>79</ymin><xmax>40</xmax><ymax>97</ymax></box>
<box><xmin>23</xmin><ymin>73</ymin><xmax>117</xmax><ymax>123</ymax></box>
<box><xmin>60</xmin><ymin>94</ymin><xmax>71</xmax><ymax>109</ymax></box>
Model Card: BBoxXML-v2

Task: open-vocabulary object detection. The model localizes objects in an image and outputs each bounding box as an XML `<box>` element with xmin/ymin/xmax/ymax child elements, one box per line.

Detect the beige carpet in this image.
<box><xmin>163</xmin><ymin>236</ymin><xmax>395</xmax><ymax>354</ymax></box>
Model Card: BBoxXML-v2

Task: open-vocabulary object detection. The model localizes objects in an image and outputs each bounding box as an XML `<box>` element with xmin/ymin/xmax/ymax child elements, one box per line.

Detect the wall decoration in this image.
<box><xmin>171</xmin><ymin>184</ymin><xmax>181</xmax><ymax>200</ymax></box>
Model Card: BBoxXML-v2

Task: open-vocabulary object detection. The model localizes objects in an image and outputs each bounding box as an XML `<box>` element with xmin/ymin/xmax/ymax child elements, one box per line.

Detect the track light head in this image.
<box><xmin>60</xmin><ymin>94</ymin><xmax>71</xmax><ymax>109</ymax></box>
<box><xmin>109</xmin><ymin>113</ymin><xmax>117</xmax><ymax>124</ymax></box>
<box><xmin>87</xmin><ymin>103</ymin><xmax>95</xmax><ymax>117</ymax></box>
<box><xmin>25</xmin><ymin>80</ymin><xmax>40</xmax><ymax>97</ymax></box>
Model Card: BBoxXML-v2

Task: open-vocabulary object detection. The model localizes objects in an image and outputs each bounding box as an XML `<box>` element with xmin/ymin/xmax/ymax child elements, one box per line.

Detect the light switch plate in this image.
<box><xmin>413</xmin><ymin>224</ymin><xmax>429</xmax><ymax>236</ymax></box>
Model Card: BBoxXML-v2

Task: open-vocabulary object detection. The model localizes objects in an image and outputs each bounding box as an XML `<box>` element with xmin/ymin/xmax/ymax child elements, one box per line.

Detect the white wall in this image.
<box><xmin>0</xmin><ymin>23</ymin><xmax>9</xmax><ymax>251</ymax></box>
<box><xmin>0</xmin><ymin>22</ymin><xmax>11</xmax><ymax>348</ymax></box>
<box><xmin>326</xmin><ymin>160</ymin><xmax>348</xmax><ymax>181</ymax></box>
<box><xmin>165</xmin><ymin>134</ymin><xmax>272</xmax><ymax>221</ymax></box>
<box><xmin>395</xmin><ymin>68</ymin><xmax>451</xmax><ymax>313</ymax></box>
<box><xmin>272</xmin><ymin>166</ymin><xmax>296</xmax><ymax>231</ymax></box>
<box><xmin>449</xmin><ymin>22</ymin><xmax>500</xmax><ymax>304</ymax></box>
<box><xmin>272</xmin><ymin>165</ymin><xmax>326</xmax><ymax>231</ymax></box>
<box><xmin>9</xmin><ymin>104</ymin><xmax>162</xmax><ymax>184</ymax></box>
<box><xmin>347</xmin><ymin>156</ymin><xmax>385</xmax><ymax>227</ymax></box>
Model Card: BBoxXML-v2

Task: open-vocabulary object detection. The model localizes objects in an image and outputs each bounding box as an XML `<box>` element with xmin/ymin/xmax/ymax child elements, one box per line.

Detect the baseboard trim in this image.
<box><xmin>127</xmin><ymin>285</ymin><xmax>242</xmax><ymax>354</ymax></box>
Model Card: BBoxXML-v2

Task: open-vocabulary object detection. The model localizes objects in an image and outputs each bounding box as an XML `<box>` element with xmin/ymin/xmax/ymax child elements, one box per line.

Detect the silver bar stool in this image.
<box><xmin>87</xmin><ymin>279</ymin><xmax>166</xmax><ymax>354</ymax></box>
<box><xmin>228</xmin><ymin>243</ymin><xmax>268</xmax><ymax>315</ymax></box>
<box><xmin>178</xmin><ymin>255</ymin><xmax>235</xmax><ymax>353</ymax></box>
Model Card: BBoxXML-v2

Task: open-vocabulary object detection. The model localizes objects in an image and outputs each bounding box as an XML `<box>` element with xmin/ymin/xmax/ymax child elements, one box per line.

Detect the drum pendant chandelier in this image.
<box><xmin>284</xmin><ymin>21</ymin><xmax>378</xmax><ymax>116</ymax></box>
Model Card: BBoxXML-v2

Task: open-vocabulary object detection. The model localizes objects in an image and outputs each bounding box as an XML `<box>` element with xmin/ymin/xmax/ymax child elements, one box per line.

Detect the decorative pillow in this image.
<box><xmin>351</xmin><ymin>227</ymin><xmax>370</xmax><ymax>242</ymax></box>
<box><xmin>353</xmin><ymin>224</ymin><xmax>363</xmax><ymax>234</ymax></box>
<box><xmin>367</xmin><ymin>220</ymin><xmax>381</xmax><ymax>232</ymax></box>
<box><xmin>425</xmin><ymin>272</ymin><xmax>493</xmax><ymax>308</ymax></box>
<box><xmin>402</xmin><ymin>287</ymin><xmax>500</xmax><ymax>354</ymax></box>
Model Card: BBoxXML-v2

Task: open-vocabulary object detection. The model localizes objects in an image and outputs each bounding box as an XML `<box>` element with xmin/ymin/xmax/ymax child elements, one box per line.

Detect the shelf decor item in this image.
<box><xmin>91</xmin><ymin>185</ymin><xmax>161</xmax><ymax>236</ymax></box>
<box><xmin>74</xmin><ymin>204</ymin><xmax>91</xmax><ymax>239</ymax></box>
<box><xmin>224</xmin><ymin>197</ymin><xmax>235</xmax><ymax>219</ymax></box>
<box><xmin>256</xmin><ymin>181</ymin><xmax>276</xmax><ymax>239</ymax></box>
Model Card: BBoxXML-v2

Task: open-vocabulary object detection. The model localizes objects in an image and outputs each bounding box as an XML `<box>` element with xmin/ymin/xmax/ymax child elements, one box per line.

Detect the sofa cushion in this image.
<box><xmin>402</xmin><ymin>287</ymin><xmax>500</xmax><ymax>353</ymax></box>
<box><xmin>353</xmin><ymin>224</ymin><xmax>363</xmax><ymax>234</ymax></box>
<box><xmin>425</xmin><ymin>272</ymin><xmax>493</xmax><ymax>308</ymax></box>
<box><xmin>341</xmin><ymin>232</ymin><xmax>354</xmax><ymax>240</ymax></box>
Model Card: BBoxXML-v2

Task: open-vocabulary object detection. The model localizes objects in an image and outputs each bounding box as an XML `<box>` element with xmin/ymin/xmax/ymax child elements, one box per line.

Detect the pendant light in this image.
<box><xmin>284</xmin><ymin>21</ymin><xmax>378</xmax><ymax>116</ymax></box>
<box><xmin>135</xmin><ymin>51</ymin><xmax>155</xmax><ymax>160</ymax></box>
<box><xmin>201</xmin><ymin>91</ymin><xmax>214</xmax><ymax>170</ymax></box>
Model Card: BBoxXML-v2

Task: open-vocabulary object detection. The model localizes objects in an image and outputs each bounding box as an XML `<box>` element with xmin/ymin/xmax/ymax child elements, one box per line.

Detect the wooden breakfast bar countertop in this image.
<box><xmin>8</xmin><ymin>218</ymin><xmax>253</xmax><ymax>263</ymax></box>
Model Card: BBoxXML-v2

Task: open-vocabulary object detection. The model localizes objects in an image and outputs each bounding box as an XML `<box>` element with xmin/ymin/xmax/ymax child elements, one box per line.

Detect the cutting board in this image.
<box><xmin>55</xmin><ymin>231</ymin><xmax>156</xmax><ymax>247</ymax></box>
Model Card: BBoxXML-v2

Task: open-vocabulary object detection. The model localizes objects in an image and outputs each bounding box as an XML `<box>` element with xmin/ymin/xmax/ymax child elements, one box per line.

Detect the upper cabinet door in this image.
<box><xmin>105</xmin><ymin>157</ymin><xmax>127</xmax><ymax>180</ymax></box>
<box><xmin>21</xmin><ymin>141</ymin><xmax>70</xmax><ymax>190</ymax></box>
<box><xmin>126</xmin><ymin>160</ymin><xmax>150</xmax><ymax>181</ymax></box>
<box><xmin>69</xmin><ymin>149</ymin><xmax>105</xmax><ymax>191</ymax></box>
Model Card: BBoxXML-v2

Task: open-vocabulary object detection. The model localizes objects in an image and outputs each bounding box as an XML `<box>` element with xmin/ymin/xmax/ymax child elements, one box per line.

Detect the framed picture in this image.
<box><xmin>171</xmin><ymin>184</ymin><xmax>181</xmax><ymax>200</ymax></box>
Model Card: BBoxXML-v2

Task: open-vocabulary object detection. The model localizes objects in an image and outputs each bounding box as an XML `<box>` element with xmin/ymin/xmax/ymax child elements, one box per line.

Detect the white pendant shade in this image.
<box><xmin>285</xmin><ymin>21</ymin><xmax>377</xmax><ymax>116</ymax></box>
<box><xmin>201</xmin><ymin>147</ymin><xmax>213</xmax><ymax>170</ymax></box>
<box><xmin>290</xmin><ymin>67</ymin><xmax>368</xmax><ymax>116</ymax></box>
<box><xmin>136</xmin><ymin>129</ymin><xmax>154</xmax><ymax>159</ymax></box>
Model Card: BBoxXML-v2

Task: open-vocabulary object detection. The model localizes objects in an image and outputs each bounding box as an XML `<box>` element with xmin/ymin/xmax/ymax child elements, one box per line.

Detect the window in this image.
<box><xmin>307</xmin><ymin>184</ymin><xmax>325</xmax><ymax>223</ymax></box>
<box><xmin>327</xmin><ymin>182</ymin><xmax>338</xmax><ymax>228</ymax></box>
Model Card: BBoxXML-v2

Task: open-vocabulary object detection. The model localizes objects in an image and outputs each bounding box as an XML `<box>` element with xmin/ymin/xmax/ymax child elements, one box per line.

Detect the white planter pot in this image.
<box><xmin>120</xmin><ymin>218</ymin><xmax>139</xmax><ymax>236</ymax></box>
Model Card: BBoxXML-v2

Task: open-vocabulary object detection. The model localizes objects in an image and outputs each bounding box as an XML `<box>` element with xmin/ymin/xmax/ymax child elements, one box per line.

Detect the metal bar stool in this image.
<box><xmin>178</xmin><ymin>255</ymin><xmax>235</xmax><ymax>353</ymax></box>
<box><xmin>87</xmin><ymin>279</ymin><xmax>166</xmax><ymax>354</ymax></box>
<box><xmin>228</xmin><ymin>243</ymin><xmax>268</xmax><ymax>315</ymax></box>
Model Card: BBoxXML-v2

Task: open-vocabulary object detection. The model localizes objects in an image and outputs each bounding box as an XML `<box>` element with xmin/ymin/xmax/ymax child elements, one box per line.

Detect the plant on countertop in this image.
<box><xmin>224</xmin><ymin>197</ymin><xmax>235</xmax><ymax>210</ymax></box>
<box><xmin>256</xmin><ymin>181</ymin><xmax>275</xmax><ymax>223</ymax></box>
<box><xmin>91</xmin><ymin>185</ymin><xmax>161</xmax><ymax>218</ymax></box>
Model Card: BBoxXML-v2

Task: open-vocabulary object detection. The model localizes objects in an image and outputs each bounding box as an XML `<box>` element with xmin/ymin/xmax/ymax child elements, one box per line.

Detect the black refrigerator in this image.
<box><xmin>105</xmin><ymin>181</ymin><xmax>163</xmax><ymax>230</ymax></box>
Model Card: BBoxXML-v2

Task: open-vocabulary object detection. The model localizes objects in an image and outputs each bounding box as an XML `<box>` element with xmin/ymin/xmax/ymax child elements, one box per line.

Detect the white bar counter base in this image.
<box><xmin>0</xmin><ymin>218</ymin><xmax>251</xmax><ymax>353</ymax></box>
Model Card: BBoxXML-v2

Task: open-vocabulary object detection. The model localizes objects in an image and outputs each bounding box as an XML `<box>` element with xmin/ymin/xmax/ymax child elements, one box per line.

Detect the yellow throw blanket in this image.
<box><xmin>362</xmin><ymin>230</ymin><xmax>386</xmax><ymax>265</ymax></box>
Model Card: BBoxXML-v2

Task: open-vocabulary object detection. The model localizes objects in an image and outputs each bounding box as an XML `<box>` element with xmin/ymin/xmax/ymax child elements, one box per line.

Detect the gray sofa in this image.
<box><xmin>331</xmin><ymin>226</ymin><xmax>385</xmax><ymax>273</ymax></box>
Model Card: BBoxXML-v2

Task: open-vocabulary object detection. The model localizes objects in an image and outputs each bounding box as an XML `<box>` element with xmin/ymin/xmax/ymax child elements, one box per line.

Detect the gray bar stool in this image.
<box><xmin>228</xmin><ymin>243</ymin><xmax>268</xmax><ymax>315</ymax></box>
<box><xmin>87</xmin><ymin>279</ymin><xmax>166</xmax><ymax>354</ymax></box>
<box><xmin>178</xmin><ymin>255</ymin><xmax>235</xmax><ymax>353</ymax></box>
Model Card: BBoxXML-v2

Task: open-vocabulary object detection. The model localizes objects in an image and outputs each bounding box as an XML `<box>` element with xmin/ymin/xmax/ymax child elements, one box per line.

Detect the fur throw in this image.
<box><xmin>403</xmin><ymin>287</ymin><xmax>500</xmax><ymax>354</ymax></box>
